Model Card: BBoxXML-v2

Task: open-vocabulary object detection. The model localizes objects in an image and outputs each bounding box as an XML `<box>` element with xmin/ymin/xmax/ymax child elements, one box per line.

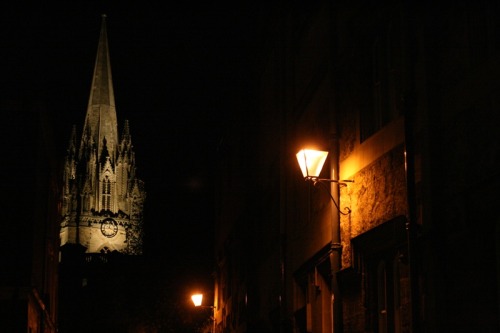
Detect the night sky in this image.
<box><xmin>3</xmin><ymin>1</ymin><xmax>267</xmax><ymax>304</ymax></box>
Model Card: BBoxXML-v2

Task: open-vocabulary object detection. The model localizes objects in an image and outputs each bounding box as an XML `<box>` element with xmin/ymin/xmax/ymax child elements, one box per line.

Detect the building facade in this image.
<box><xmin>59</xmin><ymin>15</ymin><xmax>145</xmax><ymax>257</ymax></box>
<box><xmin>214</xmin><ymin>1</ymin><xmax>499</xmax><ymax>332</ymax></box>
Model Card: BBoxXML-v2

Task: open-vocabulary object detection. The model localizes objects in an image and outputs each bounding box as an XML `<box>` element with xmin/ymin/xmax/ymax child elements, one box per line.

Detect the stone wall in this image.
<box><xmin>340</xmin><ymin>144</ymin><xmax>407</xmax><ymax>268</ymax></box>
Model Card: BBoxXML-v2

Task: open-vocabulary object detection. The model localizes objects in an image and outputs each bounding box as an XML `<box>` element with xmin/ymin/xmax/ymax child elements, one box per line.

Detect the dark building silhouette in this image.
<box><xmin>213</xmin><ymin>1</ymin><xmax>500</xmax><ymax>332</ymax></box>
<box><xmin>0</xmin><ymin>99</ymin><xmax>60</xmax><ymax>332</ymax></box>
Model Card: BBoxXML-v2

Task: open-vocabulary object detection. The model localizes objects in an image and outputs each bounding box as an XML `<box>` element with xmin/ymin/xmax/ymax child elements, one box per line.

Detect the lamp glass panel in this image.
<box><xmin>191</xmin><ymin>294</ymin><xmax>203</xmax><ymax>307</ymax></box>
<box><xmin>296</xmin><ymin>149</ymin><xmax>328</xmax><ymax>178</ymax></box>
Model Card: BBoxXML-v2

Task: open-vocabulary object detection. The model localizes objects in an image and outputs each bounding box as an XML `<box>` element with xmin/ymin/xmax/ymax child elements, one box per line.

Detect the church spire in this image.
<box><xmin>81</xmin><ymin>14</ymin><xmax>118</xmax><ymax>163</ymax></box>
<box><xmin>60</xmin><ymin>14</ymin><xmax>145</xmax><ymax>258</ymax></box>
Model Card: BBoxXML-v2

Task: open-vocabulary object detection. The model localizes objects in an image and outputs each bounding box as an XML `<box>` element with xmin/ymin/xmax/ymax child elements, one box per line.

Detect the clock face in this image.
<box><xmin>101</xmin><ymin>218</ymin><xmax>118</xmax><ymax>238</ymax></box>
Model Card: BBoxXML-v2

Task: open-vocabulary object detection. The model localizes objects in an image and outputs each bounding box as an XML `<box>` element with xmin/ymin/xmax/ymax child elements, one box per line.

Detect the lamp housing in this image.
<box><xmin>296</xmin><ymin>148</ymin><xmax>354</xmax><ymax>186</ymax></box>
<box><xmin>296</xmin><ymin>149</ymin><xmax>329</xmax><ymax>180</ymax></box>
<box><xmin>191</xmin><ymin>294</ymin><xmax>203</xmax><ymax>307</ymax></box>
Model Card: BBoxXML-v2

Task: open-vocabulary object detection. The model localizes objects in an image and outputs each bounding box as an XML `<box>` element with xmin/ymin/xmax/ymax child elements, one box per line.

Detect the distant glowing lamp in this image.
<box><xmin>191</xmin><ymin>293</ymin><xmax>203</xmax><ymax>307</ymax></box>
<box><xmin>191</xmin><ymin>292</ymin><xmax>216</xmax><ymax>332</ymax></box>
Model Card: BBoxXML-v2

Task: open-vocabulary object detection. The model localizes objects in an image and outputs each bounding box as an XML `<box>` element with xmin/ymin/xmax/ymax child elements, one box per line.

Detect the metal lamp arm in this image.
<box><xmin>306</xmin><ymin>176</ymin><xmax>354</xmax><ymax>184</ymax></box>
<box><xmin>313</xmin><ymin>179</ymin><xmax>352</xmax><ymax>215</ymax></box>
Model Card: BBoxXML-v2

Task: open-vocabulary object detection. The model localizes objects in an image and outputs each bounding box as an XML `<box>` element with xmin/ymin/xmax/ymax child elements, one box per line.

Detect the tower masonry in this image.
<box><xmin>60</xmin><ymin>15</ymin><xmax>145</xmax><ymax>256</ymax></box>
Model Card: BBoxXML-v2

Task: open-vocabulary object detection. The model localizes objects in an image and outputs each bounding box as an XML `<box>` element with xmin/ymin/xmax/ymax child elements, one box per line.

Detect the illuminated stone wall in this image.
<box><xmin>340</xmin><ymin>144</ymin><xmax>407</xmax><ymax>268</ymax></box>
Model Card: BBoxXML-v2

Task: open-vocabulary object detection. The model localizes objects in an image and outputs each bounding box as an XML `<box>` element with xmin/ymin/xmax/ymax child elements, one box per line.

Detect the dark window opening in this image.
<box><xmin>360</xmin><ymin>20</ymin><xmax>402</xmax><ymax>142</ymax></box>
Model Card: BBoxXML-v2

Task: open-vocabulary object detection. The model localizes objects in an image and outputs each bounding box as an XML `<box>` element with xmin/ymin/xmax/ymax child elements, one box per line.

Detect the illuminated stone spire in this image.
<box><xmin>80</xmin><ymin>14</ymin><xmax>118</xmax><ymax>163</ymax></box>
<box><xmin>60</xmin><ymin>15</ymin><xmax>145</xmax><ymax>256</ymax></box>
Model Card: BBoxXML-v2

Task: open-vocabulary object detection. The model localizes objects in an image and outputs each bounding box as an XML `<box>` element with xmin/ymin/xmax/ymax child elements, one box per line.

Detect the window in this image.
<box><xmin>351</xmin><ymin>217</ymin><xmax>410</xmax><ymax>332</ymax></box>
<box><xmin>465</xmin><ymin>0</ymin><xmax>493</xmax><ymax>67</ymax></box>
<box><xmin>360</xmin><ymin>20</ymin><xmax>402</xmax><ymax>142</ymax></box>
<box><xmin>368</xmin><ymin>251</ymin><xmax>410</xmax><ymax>333</ymax></box>
<box><xmin>83</xmin><ymin>193</ymin><xmax>90</xmax><ymax>211</ymax></box>
<box><xmin>377</xmin><ymin>261</ymin><xmax>388</xmax><ymax>333</ymax></box>
<box><xmin>102</xmin><ymin>176</ymin><xmax>111</xmax><ymax>210</ymax></box>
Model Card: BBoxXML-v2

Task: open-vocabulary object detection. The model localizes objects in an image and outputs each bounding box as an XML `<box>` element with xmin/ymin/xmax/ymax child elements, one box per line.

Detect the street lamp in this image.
<box><xmin>296</xmin><ymin>147</ymin><xmax>353</xmax><ymax>332</ymax></box>
<box><xmin>191</xmin><ymin>293</ymin><xmax>216</xmax><ymax>333</ymax></box>
<box><xmin>191</xmin><ymin>294</ymin><xmax>204</xmax><ymax>307</ymax></box>
<box><xmin>296</xmin><ymin>148</ymin><xmax>353</xmax><ymax>215</ymax></box>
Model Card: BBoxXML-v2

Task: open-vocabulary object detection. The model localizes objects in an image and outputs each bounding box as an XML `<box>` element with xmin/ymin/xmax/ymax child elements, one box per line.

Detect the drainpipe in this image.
<box><xmin>404</xmin><ymin>94</ymin><xmax>420</xmax><ymax>333</ymax></box>
<box><xmin>329</xmin><ymin>132</ymin><xmax>343</xmax><ymax>333</ymax></box>
<box><xmin>402</xmin><ymin>1</ymin><xmax>420</xmax><ymax>331</ymax></box>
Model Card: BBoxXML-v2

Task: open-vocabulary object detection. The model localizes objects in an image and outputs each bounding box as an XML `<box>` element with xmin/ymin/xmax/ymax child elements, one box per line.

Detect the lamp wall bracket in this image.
<box><xmin>305</xmin><ymin>176</ymin><xmax>354</xmax><ymax>186</ymax></box>
<box><xmin>305</xmin><ymin>178</ymin><xmax>353</xmax><ymax>215</ymax></box>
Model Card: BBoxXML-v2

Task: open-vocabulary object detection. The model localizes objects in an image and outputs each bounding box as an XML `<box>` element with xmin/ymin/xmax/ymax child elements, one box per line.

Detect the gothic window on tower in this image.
<box><xmin>102</xmin><ymin>176</ymin><xmax>111</xmax><ymax>210</ymax></box>
<box><xmin>83</xmin><ymin>193</ymin><xmax>90</xmax><ymax>211</ymax></box>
